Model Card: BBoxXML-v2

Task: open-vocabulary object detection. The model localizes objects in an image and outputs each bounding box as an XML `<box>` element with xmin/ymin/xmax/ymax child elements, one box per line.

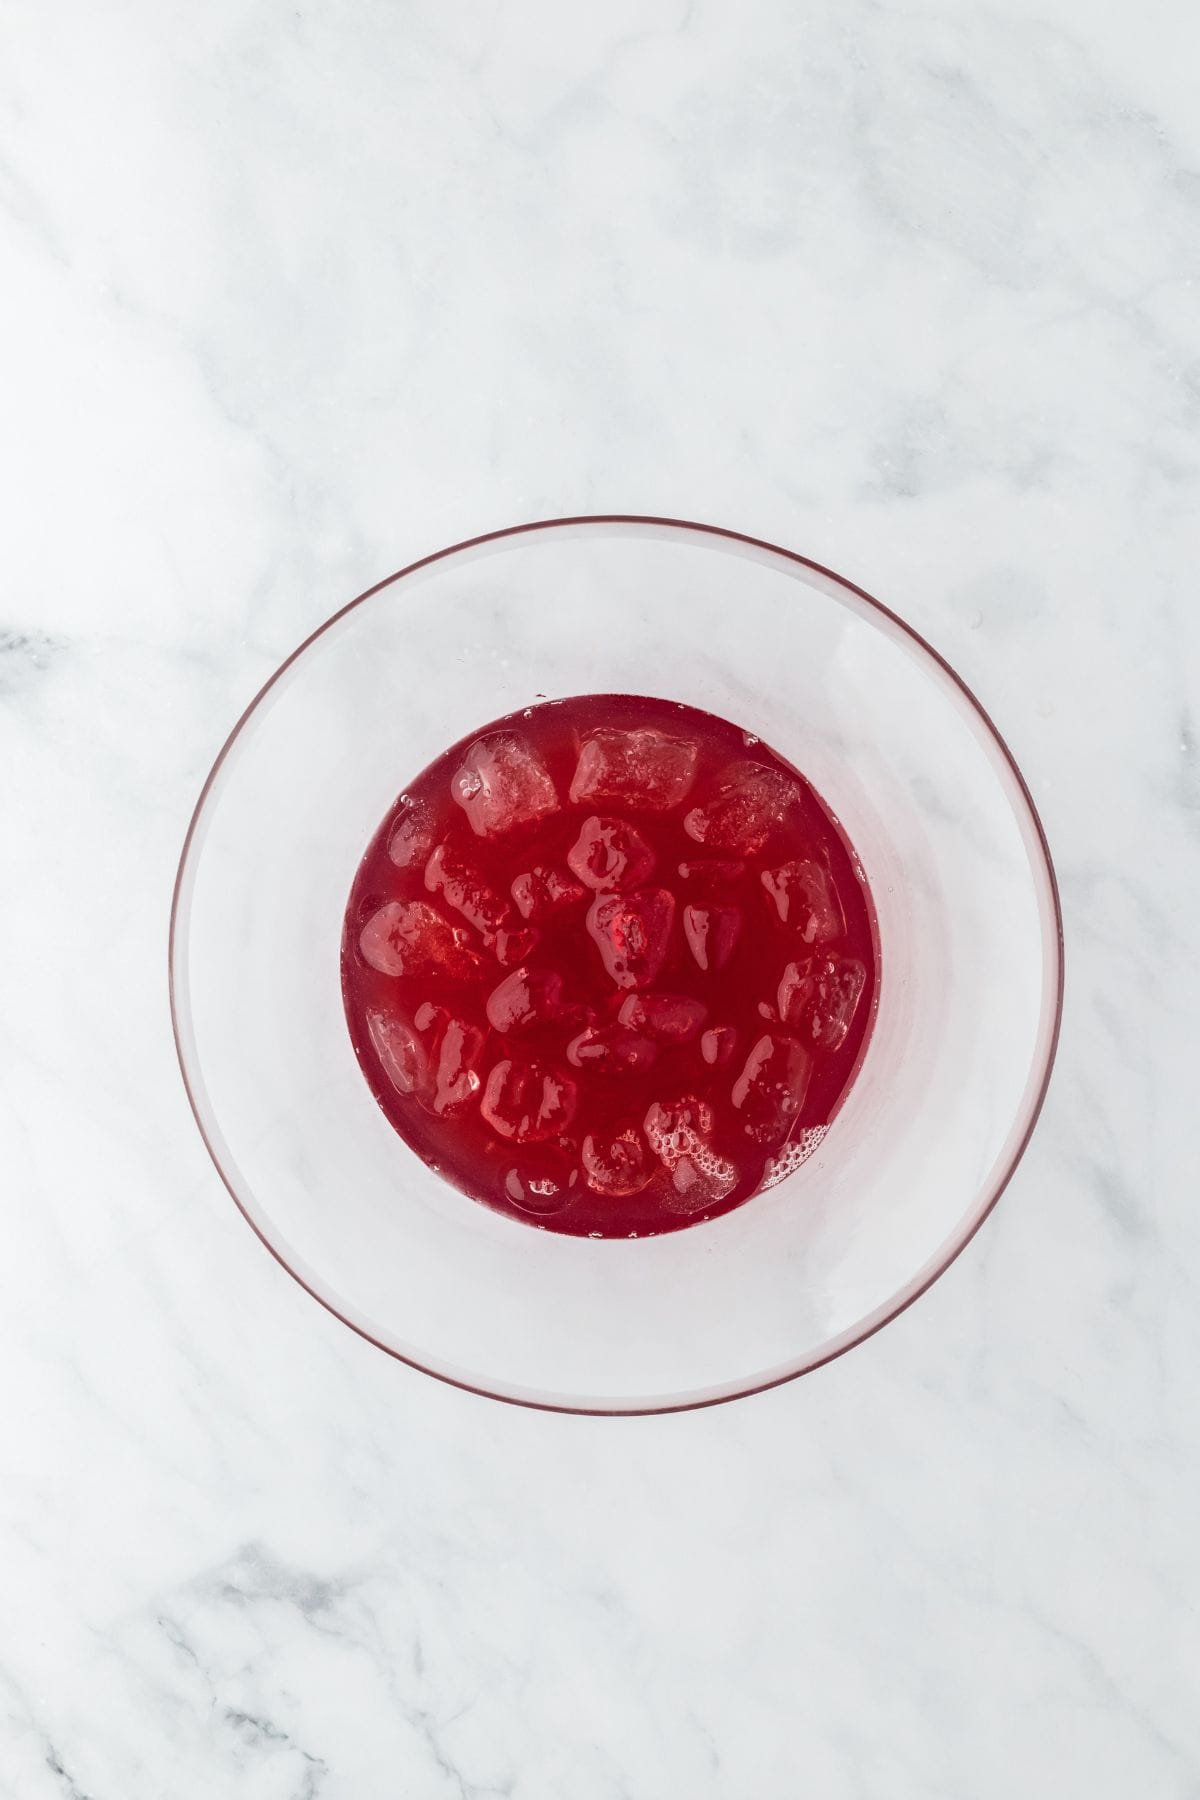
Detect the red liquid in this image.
<box><xmin>342</xmin><ymin>695</ymin><xmax>877</xmax><ymax>1237</ymax></box>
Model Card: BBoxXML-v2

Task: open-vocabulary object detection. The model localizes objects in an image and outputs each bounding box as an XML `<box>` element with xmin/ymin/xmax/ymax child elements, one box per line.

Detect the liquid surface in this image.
<box><xmin>342</xmin><ymin>695</ymin><xmax>877</xmax><ymax>1236</ymax></box>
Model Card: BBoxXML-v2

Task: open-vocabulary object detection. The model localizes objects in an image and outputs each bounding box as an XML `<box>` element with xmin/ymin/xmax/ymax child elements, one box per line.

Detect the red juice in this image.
<box><xmin>342</xmin><ymin>695</ymin><xmax>877</xmax><ymax>1236</ymax></box>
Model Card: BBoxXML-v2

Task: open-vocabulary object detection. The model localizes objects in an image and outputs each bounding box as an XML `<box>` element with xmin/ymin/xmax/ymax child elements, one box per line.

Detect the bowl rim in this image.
<box><xmin>169</xmin><ymin>513</ymin><xmax>1065</xmax><ymax>1415</ymax></box>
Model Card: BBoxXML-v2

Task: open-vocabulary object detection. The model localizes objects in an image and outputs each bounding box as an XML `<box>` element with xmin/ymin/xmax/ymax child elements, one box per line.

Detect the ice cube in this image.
<box><xmin>366</xmin><ymin>1010</ymin><xmax>427</xmax><ymax>1098</ymax></box>
<box><xmin>566</xmin><ymin>1024</ymin><xmax>658</xmax><ymax>1075</ymax></box>
<box><xmin>760</xmin><ymin>858</ymin><xmax>844</xmax><ymax>942</ymax></box>
<box><xmin>677</xmin><ymin>859</ymin><xmax>747</xmax><ymax>887</ymax></box>
<box><xmin>664</xmin><ymin>1155</ymin><xmax>737</xmax><ymax>1213</ymax></box>
<box><xmin>777</xmin><ymin>954</ymin><xmax>867</xmax><ymax>1050</ymax></box>
<box><xmin>358</xmin><ymin>900</ymin><xmax>480</xmax><ymax>979</ymax></box>
<box><xmin>683</xmin><ymin>762</ymin><xmax>802</xmax><ymax>854</ymax></box>
<box><xmin>387</xmin><ymin>797</ymin><xmax>436</xmax><ymax>869</ymax></box>
<box><xmin>618</xmin><ymin>991</ymin><xmax>708</xmax><ymax>1043</ymax></box>
<box><xmin>700</xmin><ymin>1025</ymin><xmax>737</xmax><ymax>1067</ymax></box>
<box><xmin>451</xmin><ymin>731</ymin><xmax>558</xmax><ymax>838</ymax></box>
<box><xmin>682</xmin><ymin>903</ymin><xmax>742</xmax><ymax>973</ymax></box>
<box><xmin>493</xmin><ymin>925</ymin><xmax>540</xmax><ymax>967</ymax></box>
<box><xmin>503</xmin><ymin>1164</ymin><xmax>576</xmax><ymax>1215</ymax></box>
<box><xmin>581</xmin><ymin>1125</ymin><xmax>651</xmax><ymax>1197</ymax></box>
<box><xmin>570</xmin><ymin>727</ymin><xmax>699</xmax><ymax>811</ymax></box>
<box><xmin>427</xmin><ymin>1017</ymin><xmax>486</xmax><ymax>1116</ymax></box>
<box><xmin>586</xmin><ymin>888</ymin><xmax>676</xmax><ymax>989</ymax></box>
<box><xmin>424</xmin><ymin>844</ymin><xmax>511</xmax><ymax>939</ymax></box>
<box><xmin>480</xmin><ymin>1058</ymin><xmax>577</xmax><ymax>1142</ymax></box>
<box><xmin>643</xmin><ymin>1096</ymin><xmax>736</xmax><ymax>1210</ymax></box>
<box><xmin>566</xmin><ymin>816</ymin><xmax>657</xmax><ymax>891</ymax></box>
<box><xmin>486</xmin><ymin>966</ymin><xmax>566</xmax><ymax>1034</ymax></box>
<box><xmin>510</xmin><ymin>864</ymin><xmax>586</xmax><ymax>922</ymax></box>
<box><xmin>730</xmin><ymin>1034</ymin><xmax>812</xmax><ymax>1145</ymax></box>
<box><xmin>776</xmin><ymin>961</ymin><xmax>812</xmax><ymax>1027</ymax></box>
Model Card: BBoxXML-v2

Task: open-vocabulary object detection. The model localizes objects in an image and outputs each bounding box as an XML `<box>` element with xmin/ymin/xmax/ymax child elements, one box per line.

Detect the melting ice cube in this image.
<box><xmin>617</xmin><ymin>991</ymin><xmax>708</xmax><ymax>1043</ymax></box>
<box><xmin>366</xmin><ymin>1010</ymin><xmax>427</xmax><ymax>1098</ymax></box>
<box><xmin>760</xmin><ymin>858</ymin><xmax>844</xmax><ymax>943</ymax></box>
<box><xmin>480</xmin><ymin>1058</ymin><xmax>577</xmax><ymax>1143</ymax></box>
<box><xmin>566</xmin><ymin>1024</ymin><xmax>658</xmax><ymax>1075</ymax></box>
<box><xmin>566</xmin><ymin>815</ymin><xmax>657</xmax><ymax>891</ymax></box>
<box><xmin>358</xmin><ymin>900</ymin><xmax>480</xmax><ymax>979</ymax></box>
<box><xmin>777</xmin><ymin>954</ymin><xmax>867</xmax><ymax>1050</ymax></box>
<box><xmin>581</xmin><ymin>1125</ymin><xmax>652</xmax><ymax>1197</ymax></box>
<box><xmin>586</xmin><ymin>888</ymin><xmax>676</xmax><ymax>989</ymax></box>
<box><xmin>451</xmin><ymin>732</ymin><xmax>558</xmax><ymax>838</ymax></box>
<box><xmin>682</xmin><ymin>902</ymin><xmax>742</xmax><ymax>973</ymax></box>
<box><xmin>425</xmin><ymin>843</ymin><xmax>511</xmax><ymax>939</ymax></box>
<box><xmin>683</xmin><ymin>762</ymin><xmax>802</xmax><ymax>854</ymax></box>
<box><xmin>730</xmin><ymin>1033</ymin><xmax>812</xmax><ymax>1145</ymax></box>
<box><xmin>485</xmin><ymin>966</ymin><xmax>567</xmax><ymax>1034</ymax></box>
<box><xmin>510</xmin><ymin>864</ymin><xmax>586</xmax><ymax>922</ymax></box>
<box><xmin>570</xmin><ymin>727</ymin><xmax>699</xmax><ymax>812</ymax></box>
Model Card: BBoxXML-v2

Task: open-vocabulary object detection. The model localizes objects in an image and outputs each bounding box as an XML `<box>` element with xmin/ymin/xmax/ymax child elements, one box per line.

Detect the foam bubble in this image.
<box><xmin>643</xmin><ymin>1098</ymin><xmax>737</xmax><ymax>1211</ymax></box>
<box><xmin>761</xmin><ymin>1126</ymin><xmax>828</xmax><ymax>1190</ymax></box>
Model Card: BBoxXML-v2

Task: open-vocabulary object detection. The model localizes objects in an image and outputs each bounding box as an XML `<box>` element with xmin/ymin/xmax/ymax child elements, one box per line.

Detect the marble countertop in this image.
<box><xmin>4</xmin><ymin>1</ymin><xmax>1199</xmax><ymax>1793</ymax></box>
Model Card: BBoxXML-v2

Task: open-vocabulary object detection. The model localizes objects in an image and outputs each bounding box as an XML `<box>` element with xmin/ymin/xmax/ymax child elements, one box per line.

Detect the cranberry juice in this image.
<box><xmin>342</xmin><ymin>695</ymin><xmax>877</xmax><ymax>1236</ymax></box>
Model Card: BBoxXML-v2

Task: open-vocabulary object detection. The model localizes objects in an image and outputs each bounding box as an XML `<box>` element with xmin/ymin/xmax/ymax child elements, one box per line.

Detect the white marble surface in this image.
<box><xmin>3</xmin><ymin>0</ymin><xmax>1199</xmax><ymax>1791</ymax></box>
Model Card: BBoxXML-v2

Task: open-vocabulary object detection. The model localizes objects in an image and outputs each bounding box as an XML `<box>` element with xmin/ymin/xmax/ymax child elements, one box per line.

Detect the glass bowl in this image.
<box><xmin>170</xmin><ymin>517</ymin><xmax>1063</xmax><ymax>1414</ymax></box>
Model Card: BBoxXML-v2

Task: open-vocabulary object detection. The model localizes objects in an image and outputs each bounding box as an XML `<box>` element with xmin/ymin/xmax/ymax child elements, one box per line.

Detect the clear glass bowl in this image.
<box><xmin>170</xmin><ymin>517</ymin><xmax>1063</xmax><ymax>1414</ymax></box>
